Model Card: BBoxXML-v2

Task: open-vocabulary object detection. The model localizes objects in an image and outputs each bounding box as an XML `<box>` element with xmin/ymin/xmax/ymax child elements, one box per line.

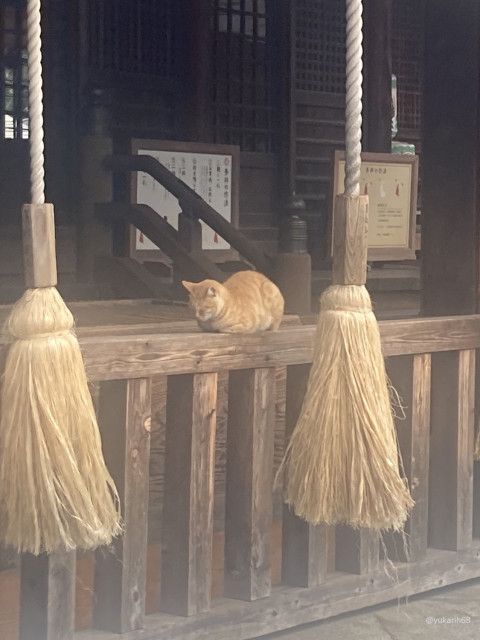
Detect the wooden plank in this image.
<box><xmin>161</xmin><ymin>372</ymin><xmax>218</xmax><ymax>616</ymax></box>
<box><xmin>19</xmin><ymin>552</ymin><xmax>75</xmax><ymax>640</ymax></box>
<box><xmin>22</xmin><ymin>203</ymin><xmax>57</xmax><ymax>288</ymax></box>
<box><xmin>429</xmin><ymin>350</ymin><xmax>475</xmax><ymax>551</ymax></box>
<box><xmin>225</xmin><ymin>368</ymin><xmax>276</xmax><ymax>600</ymax></box>
<box><xmin>335</xmin><ymin>527</ymin><xmax>379</xmax><ymax>575</ymax></box>
<box><xmin>385</xmin><ymin>354</ymin><xmax>431</xmax><ymax>561</ymax></box>
<box><xmin>75</xmin><ymin>547</ymin><xmax>480</xmax><ymax>640</ymax></box>
<box><xmin>282</xmin><ymin>364</ymin><xmax>327</xmax><ymax>587</ymax></box>
<box><xmin>93</xmin><ymin>378</ymin><xmax>151</xmax><ymax>633</ymax></box>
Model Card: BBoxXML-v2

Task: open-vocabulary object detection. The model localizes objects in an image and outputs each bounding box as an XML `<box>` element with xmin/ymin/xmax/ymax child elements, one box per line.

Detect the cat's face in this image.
<box><xmin>182</xmin><ymin>280</ymin><xmax>224</xmax><ymax>323</ymax></box>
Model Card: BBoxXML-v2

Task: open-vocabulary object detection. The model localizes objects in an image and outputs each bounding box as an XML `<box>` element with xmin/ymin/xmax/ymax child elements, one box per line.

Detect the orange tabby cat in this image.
<box><xmin>182</xmin><ymin>271</ymin><xmax>284</xmax><ymax>333</ymax></box>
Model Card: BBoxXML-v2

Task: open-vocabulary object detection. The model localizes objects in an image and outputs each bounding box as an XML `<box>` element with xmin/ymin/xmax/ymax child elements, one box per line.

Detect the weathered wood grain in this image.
<box><xmin>225</xmin><ymin>368</ymin><xmax>276</xmax><ymax>601</ymax></box>
<box><xmin>53</xmin><ymin>315</ymin><xmax>480</xmax><ymax>382</ymax></box>
<box><xmin>19</xmin><ymin>552</ymin><xmax>75</xmax><ymax>640</ymax></box>
<box><xmin>93</xmin><ymin>379</ymin><xmax>151</xmax><ymax>633</ymax></box>
<box><xmin>282</xmin><ymin>364</ymin><xmax>327</xmax><ymax>587</ymax></box>
<box><xmin>386</xmin><ymin>354</ymin><xmax>431</xmax><ymax>561</ymax></box>
<box><xmin>22</xmin><ymin>203</ymin><xmax>58</xmax><ymax>288</ymax></box>
<box><xmin>335</xmin><ymin>527</ymin><xmax>379</xmax><ymax>575</ymax></box>
<box><xmin>161</xmin><ymin>373</ymin><xmax>218</xmax><ymax>616</ymax></box>
<box><xmin>76</xmin><ymin>547</ymin><xmax>480</xmax><ymax>640</ymax></box>
<box><xmin>332</xmin><ymin>194</ymin><xmax>369</xmax><ymax>286</ymax></box>
<box><xmin>429</xmin><ymin>350</ymin><xmax>475</xmax><ymax>551</ymax></box>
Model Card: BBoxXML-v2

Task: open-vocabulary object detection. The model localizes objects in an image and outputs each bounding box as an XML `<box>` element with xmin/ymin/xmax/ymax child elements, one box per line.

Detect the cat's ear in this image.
<box><xmin>182</xmin><ymin>280</ymin><xmax>196</xmax><ymax>293</ymax></box>
<box><xmin>207</xmin><ymin>286</ymin><xmax>216</xmax><ymax>297</ymax></box>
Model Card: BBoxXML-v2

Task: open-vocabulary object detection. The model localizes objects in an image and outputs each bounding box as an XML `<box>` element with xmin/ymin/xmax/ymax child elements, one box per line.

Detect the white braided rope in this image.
<box><xmin>344</xmin><ymin>0</ymin><xmax>363</xmax><ymax>197</ymax></box>
<box><xmin>26</xmin><ymin>0</ymin><xmax>45</xmax><ymax>204</ymax></box>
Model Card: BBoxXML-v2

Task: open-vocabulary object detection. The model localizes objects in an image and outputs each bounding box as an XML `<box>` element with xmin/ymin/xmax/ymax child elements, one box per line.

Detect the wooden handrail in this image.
<box><xmin>0</xmin><ymin>314</ymin><xmax>468</xmax><ymax>381</ymax></box>
<box><xmin>103</xmin><ymin>154</ymin><xmax>272</xmax><ymax>274</ymax></box>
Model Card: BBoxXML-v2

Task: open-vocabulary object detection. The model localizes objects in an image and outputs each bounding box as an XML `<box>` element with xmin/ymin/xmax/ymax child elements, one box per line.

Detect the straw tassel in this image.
<box><xmin>0</xmin><ymin>0</ymin><xmax>121</xmax><ymax>555</ymax></box>
<box><xmin>0</xmin><ymin>207</ymin><xmax>122</xmax><ymax>554</ymax></box>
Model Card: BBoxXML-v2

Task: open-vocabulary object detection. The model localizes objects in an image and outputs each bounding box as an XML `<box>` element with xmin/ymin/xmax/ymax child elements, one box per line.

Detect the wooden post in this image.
<box><xmin>93</xmin><ymin>378</ymin><xmax>151</xmax><ymax>633</ymax></box>
<box><xmin>385</xmin><ymin>354</ymin><xmax>431</xmax><ymax>561</ymax></box>
<box><xmin>422</xmin><ymin>0</ymin><xmax>480</xmax><ymax>315</ymax></box>
<box><xmin>161</xmin><ymin>372</ymin><xmax>218</xmax><ymax>616</ymax></box>
<box><xmin>225</xmin><ymin>368</ymin><xmax>276</xmax><ymax>601</ymax></box>
<box><xmin>282</xmin><ymin>364</ymin><xmax>327</xmax><ymax>587</ymax></box>
<box><xmin>428</xmin><ymin>350</ymin><xmax>475</xmax><ymax>551</ymax></box>
<box><xmin>363</xmin><ymin>0</ymin><xmax>393</xmax><ymax>152</ymax></box>
<box><xmin>77</xmin><ymin>135</ymin><xmax>114</xmax><ymax>282</ymax></box>
<box><xmin>19</xmin><ymin>552</ymin><xmax>76</xmax><ymax>640</ymax></box>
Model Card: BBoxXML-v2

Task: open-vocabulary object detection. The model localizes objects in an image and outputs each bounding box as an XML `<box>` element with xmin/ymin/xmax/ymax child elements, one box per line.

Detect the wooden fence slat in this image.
<box><xmin>335</xmin><ymin>527</ymin><xmax>379</xmax><ymax>575</ymax></box>
<box><xmin>19</xmin><ymin>551</ymin><xmax>75</xmax><ymax>640</ymax></box>
<box><xmin>93</xmin><ymin>378</ymin><xmax>151</xmax><ymax>633</ymax></box>
<box><xmin>282</xmin><ymin>364</ymin><xmax>328</xmax><ymax>587</ymax></box>
<box><xmin>429</xmin><ymin>350</ymin><xmax>475</xmax><ymax>551</ymax></box>
<box><xmin>385</xmin><ymin>354</ymin><xmax>431</xmax><ymax>561</ymax></box>
<box><xmin>161</xmin><ymin>372</ymin><xmax>218</xmax><ymax>616</ymax></box>
<box><xmin>225</xmin><ymin>368</ymin><xmax>276</xmax><ymax>601</ymax></box>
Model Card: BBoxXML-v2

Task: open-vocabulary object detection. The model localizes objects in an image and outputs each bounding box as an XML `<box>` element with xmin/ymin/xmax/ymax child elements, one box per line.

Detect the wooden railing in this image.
<box><xmin>5</xmin><ymin>314</ymin><xmax>480</xmax><ymax>640</ymax></box>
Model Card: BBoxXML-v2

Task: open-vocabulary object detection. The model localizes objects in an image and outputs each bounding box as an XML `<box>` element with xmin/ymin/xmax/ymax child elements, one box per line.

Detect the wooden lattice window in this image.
<box><xmin>295</xmin><ymin>0</ymin><xmax>346</xmax><ymax>94</ymax></box>
<box><xmin>212</xmin><ymin>0</ymin><xmax>275</xmax><ymax>152</ymax></box>
<box><xmin>86</xmin><ymin>0</ymin><xmax>181</xmax><ymax>80</ymax></box>
<box><xmin>392</xmin><ymin>0</ymin><xmax>424</xmax><ymax>138</ymax></box>
<box><xmin>0</xmin><ymin>2</ymin><xmax>28</xmax><ymax>140</ymax></box>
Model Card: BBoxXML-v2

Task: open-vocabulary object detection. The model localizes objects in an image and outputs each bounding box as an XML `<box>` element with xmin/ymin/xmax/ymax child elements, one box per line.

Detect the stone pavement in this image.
<box><xmin>260</xmin><ymin>579</ymin><xmax>480</xmax><ymax>640</ymax></box>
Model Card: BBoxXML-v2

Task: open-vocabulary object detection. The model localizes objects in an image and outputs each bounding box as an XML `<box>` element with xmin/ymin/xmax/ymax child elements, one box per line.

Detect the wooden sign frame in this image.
<box><xmin>130</xmin><ymin>139</ymin><xmax>240</xmax><ymax>262</ymax></box>
<box><xmin>331</xmin><ymin>151</ymin><xmax>419</xmax><ymax>261</ymax></box>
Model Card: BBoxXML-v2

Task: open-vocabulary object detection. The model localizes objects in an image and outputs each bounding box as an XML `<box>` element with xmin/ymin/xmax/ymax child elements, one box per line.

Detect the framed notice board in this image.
<box><xmin>332</xmin><ymin>151</ymin><xmax>419</xmax><ymax>261</ymax></box>
<box><xmin>130</xmin><ymin>139</ymin><xmax>240</xmax><ymax>261</ymax></box>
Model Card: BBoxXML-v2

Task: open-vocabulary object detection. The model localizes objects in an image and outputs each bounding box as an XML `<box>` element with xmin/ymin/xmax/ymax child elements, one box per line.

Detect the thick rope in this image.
<box><xmin>26</xmin><ymin>0</ymin><xmax>45</xmax><ymax>205</ymax></box>
<box><xmin>344</xmin><ymin>0</ymin><xmax>363</xmax><ymax>197</ymax></box>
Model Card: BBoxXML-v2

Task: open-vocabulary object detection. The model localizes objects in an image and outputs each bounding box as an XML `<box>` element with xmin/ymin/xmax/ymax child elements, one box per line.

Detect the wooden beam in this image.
<box><xmin>429</xmin><ymin>350</ymin><xmax>475</xmax><ymax>550</ymax></box>
<box><xmin>422</xmin><ymin>0</ymin><xmax>480</xmax><ymax>315</ymax></box>
<box><xmin>282</xmin><ymin>364</ymin><xmax>327</xmax><ymax>587</ymax></box>
<box><xmin>225</xmin><ymin>368</ymin><xmax>276</xmax><ymax>600</ymax></box>
<box><xmin>19</xmin><ymin>552</ymin><xmax>75</xmax><ymax>640</ymax></box>
<box><xmin>161</xmin><ymin>373</ymin><xmax>218</xmax><ymax>616</ymax></box>
<box><xmin>93</xmin><ymin>378</ymin><xmax>152</xmax><ymax>633</ymax></box>
<box><xmin>70</xmin><ymin>315</ymin><xmax>480</xmax><ymax>381</ymax></box>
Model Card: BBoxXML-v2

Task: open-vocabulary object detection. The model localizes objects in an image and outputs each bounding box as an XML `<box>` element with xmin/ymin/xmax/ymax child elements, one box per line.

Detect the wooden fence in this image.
<box><xmin>5</xmin><ymin>314</ymin><xmax>480</xmax><ymax>639</ymax></box>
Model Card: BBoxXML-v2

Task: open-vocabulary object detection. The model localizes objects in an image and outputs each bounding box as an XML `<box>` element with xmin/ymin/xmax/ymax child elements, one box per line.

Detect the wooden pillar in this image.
<box><xmin>363</xmin><ymin>0</ymin><xmax>393</xmax><ymax>152</ymax></box>
<box><xmin>161</xmin><ymin>373</ymin><xmax>218</xmax><ymax>616</ymax></box>
<box><xmin>422</xmin><ymin>1</ymin><xmax>480</xmax><ymax>315</ymax></box>
<box><xmin>225</xmin><ymin>368</ymin><xmax>276</xmax><ymax>601</ymax></box>
<box><xmin>19</xmin><ymin>552</ymin><xmax>76</xmax><ymax>640</ymax></box>
<box><xmin>183</xmin><ymin>0</ymin><xmax>214</xmax><ymax>141</ymax></box>
<box><xmin>77</xmin><ymin>135</ymin><xmax>114</xmax><ymax>282</ymax></box>
<box><xmin>93</xmin><ymin>379</ymin><xmax>152</xmax><ymax>633</ymax></box>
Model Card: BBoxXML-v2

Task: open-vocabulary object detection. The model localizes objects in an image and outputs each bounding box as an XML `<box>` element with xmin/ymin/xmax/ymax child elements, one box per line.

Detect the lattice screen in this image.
<box><xmin>392</xmin><ymin>0</ymin><xmax>424</xmax><ymax>136</ymax></box>
<box><xmin>0</xmin><ymin>3</ymin><xmax>28</xmax><ymax>140</ymax></box>
<box><xmin>86</xmin><ymin>0</ymin><xmax>181</xmax><ymax>80</ymax></box>
<box><xmin>295</xmin><ymin>0</ymin><xmax>346</xmax><ymax>95</ymax></box>
<box><xmin>211</xmin><ymin>0</ymin><xmax>275</xmax><ymax>152</ymax></box>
